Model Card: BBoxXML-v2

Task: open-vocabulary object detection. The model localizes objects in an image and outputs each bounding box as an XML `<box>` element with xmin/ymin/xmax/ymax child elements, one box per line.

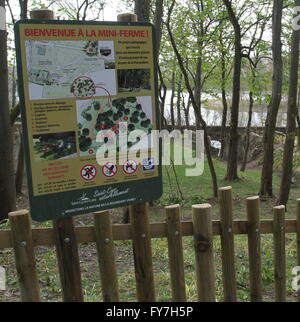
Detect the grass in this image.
<box><xmin>0</xmin><ymin>158</ymin><xmax>299</xmax><ymax>302</ymax></box>
<box><xmin>158</xmin><ymin>157</ymin><xmax>300</xmax><ymax>220</ymax></box>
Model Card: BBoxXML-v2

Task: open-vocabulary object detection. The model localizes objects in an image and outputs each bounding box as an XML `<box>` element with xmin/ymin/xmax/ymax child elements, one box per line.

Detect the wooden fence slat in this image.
<box><xmin>9</xmin><ymin>210</ymin><xmax>40</xmax><ymax>302</ymax></box>
<box><xmin>165</xmin><ymin>205</ymin><xmax>186</xmax><ymax>302</ymax></box>
<box><xmin>297</xmin><ymin>199</ymin><xmax>300</xmax><ymax>302</ymax></box>
<box><xmin>130</xmin><ymin>203</ymin><xmax>155</xmax><ymax>302</ymax></box>
<box><xmin>53</xmin><ymin>217</ymin><xmax>83</xmax><ymax>302</ymax></box>
<box><xmin>93</xmin><ymin>211</ymin><xmax>119</xmax><ymax>302</ymax></box>
<box><xmin>246</xmin><ymin>196</ymin><xmax>262</xmax><ymax>302</ymax></box>
<box><xmin>218</xmin><ymin>186</ymin><xmax>237</xmax><ymax>302</ymax></box>
<box><xmin>192</xmin><ymin>204</ymin><xmax>215</xmax><ymax>302</ymax></box>
<box><xmin>273</xmin><ymin>205</ymin><xmax>286</xmax><ymax>302</ymax></box>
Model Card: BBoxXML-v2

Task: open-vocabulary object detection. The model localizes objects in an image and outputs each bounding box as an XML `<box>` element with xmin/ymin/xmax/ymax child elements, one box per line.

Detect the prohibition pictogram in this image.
<box><xmin>80</xmin><ymin>164</ymin><xmax>97</xmax><ymax>181</ymax></box>
<box><xmin>102</xmin><ymin>162</ymin><xmax>117</xmax><ymax>177</ymax></box>
<box><xmin>123</xmin><ymin>159</ymin><xmax>138</xmax><ymax>175</ymax></box>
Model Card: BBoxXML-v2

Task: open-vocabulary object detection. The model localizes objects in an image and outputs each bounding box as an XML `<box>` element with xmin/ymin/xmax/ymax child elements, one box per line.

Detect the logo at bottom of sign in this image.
<box><xmin>142</xmin><ymin>157</ymin><xmax>155</xmax><ymax>171</ymax></box>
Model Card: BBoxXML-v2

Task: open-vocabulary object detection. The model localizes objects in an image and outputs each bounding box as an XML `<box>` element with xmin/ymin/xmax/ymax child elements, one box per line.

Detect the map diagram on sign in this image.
<box><xmin>77</xmin><ymin>96</ymin><xmax>153</xmax><ymax>157</ymax></box>
<box><xmin>25</xmin><ymin>40</ymin><xmax>116</xmax><ymax>100</ymax></box>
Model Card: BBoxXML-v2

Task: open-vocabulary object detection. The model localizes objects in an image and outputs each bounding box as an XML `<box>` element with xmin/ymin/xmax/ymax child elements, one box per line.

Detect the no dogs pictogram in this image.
<box><xmin>80</xmin><ymin>164</ymin><xmax>97</xmax><ymax>181</ymax></box>
<box><xmin>102</xmin><ymin>162</ymin><xmax>117</xmax><ymax>177</ymax></box>
<box><xmin>123</xmin><ymin>159</ymin><xmax>138</xmax><ymax>174</ymax></box>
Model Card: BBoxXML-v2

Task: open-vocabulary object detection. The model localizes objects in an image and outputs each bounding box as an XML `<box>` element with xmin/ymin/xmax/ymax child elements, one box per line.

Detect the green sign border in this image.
<box><xmin>14</xmin><ymin>19</ymin><xmax>162</xmax><ymax>222</ymax></box>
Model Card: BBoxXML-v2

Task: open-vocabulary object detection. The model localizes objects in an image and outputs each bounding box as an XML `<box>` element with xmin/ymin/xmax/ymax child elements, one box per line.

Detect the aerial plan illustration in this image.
<box><xmin>76</xmin><ymin>96</ymin><xmax>153</xmax><ymax>157</ymax></box>
<box><xmin>25</xmin><ymin>40</ymin><xmax>116</xmax><ymax>100</ymax></box>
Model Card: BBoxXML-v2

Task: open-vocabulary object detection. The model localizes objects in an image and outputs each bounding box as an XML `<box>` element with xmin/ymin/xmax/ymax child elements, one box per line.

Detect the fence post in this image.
<box><xmin>273</xmin><ymin>205</ymin><xmax>286</xmax><ymax>302</ymax></box>
<box><xmin>165</xmin><ymin>205</ymin><xmax>186</xmax><ymax>302</ymax></box>
<box><xmin>53</xmin><ymin>217</ymin><xmax>84</xmax><ymax>302</ymax></box>
<box><xmin>117</xmin><ymin>12</ymin><xmax>155</xmax><ymax>302</ymax></box>
<box><xmin>246</xmin><ymin>196</ymin><xmax>262</xmax><ymax>302</ymax></box>
<box><xmin>29</xmin><ymin>8</ymin><xmax>84</xmax><ymax>303</ymax></box>
<box><xmin>218</xmin><ymin>186</ymin><xmax>236</xmax><ymax>302</ymax></box>
<box><xmin>94</xmin><ymin>211</ymin><xmax>119</xmax><ymax>302</ymax></box>
<box><xmin>129</xmin><ymin>202</ymin><xmax>155</xmax><ymax>302</ymax></box>
<box><xmin>9</xmin><ymin>210</ymin><xmax>40</xmax><ymax>302</ymax></box>
<box><xmin>297</xmin><ymin>199</ymin><xmax>300</xmax><ymax>302</ymax></box>
<box><xmin>192</xmin><ymin>204</ymin><xmax>215</xmax><ymax>302</ymax></box>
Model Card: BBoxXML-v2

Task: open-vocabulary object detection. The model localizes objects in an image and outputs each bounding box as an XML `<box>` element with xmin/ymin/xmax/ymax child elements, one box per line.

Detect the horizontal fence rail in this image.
<box><xmin>0</xmin><ymin>219</ymin><xmax>298</xmax><ymax>249</ymax></box>
<box><xmin>1</xmin><ymin>187</ymin><xmax>300</xmax><ymax>302</ymax></box>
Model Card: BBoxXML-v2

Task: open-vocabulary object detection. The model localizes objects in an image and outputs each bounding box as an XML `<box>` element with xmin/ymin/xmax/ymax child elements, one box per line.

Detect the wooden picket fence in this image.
<box><xmin>1</xmin><ymin>186</ymin><xmax>300</xmax><ymax>302</ymax></box>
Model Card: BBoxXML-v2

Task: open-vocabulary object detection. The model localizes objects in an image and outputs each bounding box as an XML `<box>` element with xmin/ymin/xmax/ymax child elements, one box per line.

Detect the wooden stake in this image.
<box><xmin>246</xmin><ymin>196</ymin><xmax>262</xmax><ymax>302</ymax></box>
<box><xmin>9</xmin><ymin>210</ymin><xmax>40</xmax><ymax>302</ymax></box>
<box><xmin>94</xmin><ymin>211</ymin><xmax>119</xmax><ymax>302</ymax></box>
<box><xmin>53</xmin><ymin>217</ymin><xmax>83</xmax><ymax>302</ymax></box>
<box><xmin>165</xmin><ymin>205</ymin><xmax>186</xmax><ymax>302</ymax></box>
<box><xmin>30</xmin><ymin>9</ymin><xmax>54</xmax><ymax>19</ymax></box>
<box><xmin>117</xmin><ymin>13</ymin><xmax>138</xmax><ymax>22</ymax></box>
<box><xmin>273</xmin><ymin>205</ymin><xmax>286</xmax><ymax>302</ymax></box>
<box><xmin>218</xmin><ymin>186</ymin><xmax>237</xmax><ymax>302</ymax></box>
<box><xmin>129</xmin><ymin>203</ymin><xmax>155</xmax><ymax>301</ymax></box>
<box><xmin>192</xmin><ymin>204</ymin><xmax>215</xmax><ymax>302</ymax></box>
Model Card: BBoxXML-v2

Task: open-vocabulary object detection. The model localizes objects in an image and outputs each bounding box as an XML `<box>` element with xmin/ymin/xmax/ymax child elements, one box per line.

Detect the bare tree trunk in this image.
<box><xmin>19</xmin><ymin>0</ymin><xmax>28</xmax><ymax>19</ymax></box>
<box><xmin>223</xmin><ymin>0</ymin><xmax>242</xmax><ymax>181</ymax></box>
<box><xmin>176</xmin><ymin>73</ymin><xmax>182</xmax><ymax>127</ymax></box>
<box><xmin>183</xmin><ymin>92</ymin><xmax>191</xmax><ymax>129</ymax></box>
<box><xmin>240</xmin><ymin>90</ymin><xmax>254</xmax><ymax>172</ymax></box>
<box><xmin>15</xmin><ymin>138</ymin><xmax>24</xmax><ymax>194</ymax></box>
<box><xmin>297</xmin><ymin>112</ymin><xmax>300</xmax><ymax>150</ymax></box>
<box><xmin>153</xmin><ymin>0</ymin><xmax>164</xmax><ymax>51</ymax></box>
<box><xmin>134</xmin><ymin>0</ymin><xmax>150</xmax><ymax>22</ymax></box>
<box><xmin>277</xmin><ymin>1</ymin><xmax>300</xmax><ymax>206</ymax></box>
<box><xmin>194</xmin><ymin>56</ymin><xmax>202</xmax><ymax>114</ymax></box>
<box><xmin>13</xmin><ymin>1</ymin><xmax>29</xmax><ymax>196</ymax></box>
<box><xmin>154</xmin><ymin>0</ymin><xmax>166</xmax><ymax>128</ymax></box>
<box><xmin>297</xmin><ymin>88</ymin><xmax>300</xmax><ymax>150</ymax></box>
<box><xmin>220</xmin><ymin>50</ymin><xmax>228</xmax><ymax>159</ymax></box>
<box><xmin>158</xmin><ymin>65</ymin><xmax>167</xmax><ymax>127</ymax></box>
<box><xmin>0</xmin><ymin>0</ymin><xmax>16</xmax><ymax>220</ymax></box>
<box><xmin>166</xmin><ymin>3</ymin><xmax>218</xmax><ymax>197</ymax></box>
<box><xmin>12</xmin><ymin>63</ymin><xmax>16</xmax><ymax>107</ymax></box>
<box><xmin>170</xmin><ymin>71</ymin><xmax>175</xmax><ymax>126</ymax></box>
<box><xmin>259</xmin><ymin>0</ymin><xmax>283</xmax><ymax>198</ymax></box>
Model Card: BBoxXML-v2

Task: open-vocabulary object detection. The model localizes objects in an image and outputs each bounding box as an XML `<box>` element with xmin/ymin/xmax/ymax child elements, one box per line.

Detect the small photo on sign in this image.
<box><xmin>117</xmin><ymin>69</ymin><xmax>151</xmax><ymax>94</ymax></box>
<box><xmin>32</xmin><ymin>131</ymin><xmax>77</xmax><ymax>161</ymax></box>
<box><xmin>99</xmin><ymin>40</ymin><xmax>115</xmax><ymax>69</ymax></box>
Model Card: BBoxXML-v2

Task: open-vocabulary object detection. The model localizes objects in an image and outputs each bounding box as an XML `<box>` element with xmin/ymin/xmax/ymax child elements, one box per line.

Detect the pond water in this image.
<box><xmin>164</xmin><ymin>90</ymin><xmax>287</xmax><ymax>127</ymax></box>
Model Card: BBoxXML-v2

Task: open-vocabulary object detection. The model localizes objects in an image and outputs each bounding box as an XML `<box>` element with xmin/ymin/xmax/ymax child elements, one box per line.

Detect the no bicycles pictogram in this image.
<box><xmin>80</xmin><ymin>164</ymin><xmax>97</xmax><ymax>181</ymax></box>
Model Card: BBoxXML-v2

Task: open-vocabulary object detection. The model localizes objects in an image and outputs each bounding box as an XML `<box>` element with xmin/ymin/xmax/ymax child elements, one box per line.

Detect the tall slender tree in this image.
<box><xmin>222</xmin><ymin>0</ymin><xmax>242</xmax><ymax>181</ymax></box>
<box><xmin>277</xmin><ymin>0</ymin><xmax>300</xmax><ymax>206</ymax></box>
<box><xmin>135</xmin><ymin>0</ymin><xmax>150</xmax><ymax>22</ymax></box>
<box><xmin>176</xmin><ymin>73</ymin><xmax>183</xmax><ymax>127</ymax></box>
<box><xmin>259</xmin><ymin>0</ymin><xmax>283</xmax><ymax>198</ymax></box>
<box><xmin>0</xmin><ymin>0</ymin><xmax>16</xmax><ymax>219</ymax></box>
<box><xmin>165</xmin><ymin>0</ymin><xmax>218</xmax><ymax>197</ymax></box>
